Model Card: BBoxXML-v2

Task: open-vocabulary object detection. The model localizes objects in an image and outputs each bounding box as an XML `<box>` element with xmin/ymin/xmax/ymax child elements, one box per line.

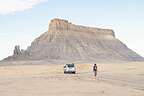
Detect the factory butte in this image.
<box><xmin>3</xmin><ymin>18</ymin><xmax>144</xmax><ymax>63</ymax></box>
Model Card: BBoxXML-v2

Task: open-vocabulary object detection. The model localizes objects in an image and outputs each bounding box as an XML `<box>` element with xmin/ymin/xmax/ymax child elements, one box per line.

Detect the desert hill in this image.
<box><xmin>3</xmin><ymin>18</ymin><xmax>144</xmax><ymax>62</ymax></box>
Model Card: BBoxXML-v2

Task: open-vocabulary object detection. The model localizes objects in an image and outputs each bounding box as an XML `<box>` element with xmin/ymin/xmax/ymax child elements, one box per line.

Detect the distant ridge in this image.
<box><xmin>3</xmin><ymin>18</ymin><xmax>144</xmax><ymax>62</ymax></box>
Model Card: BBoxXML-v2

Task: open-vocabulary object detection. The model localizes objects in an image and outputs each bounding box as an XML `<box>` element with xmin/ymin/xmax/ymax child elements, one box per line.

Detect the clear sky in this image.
<box><xmin>0</xmin><ymin>0</ymin><xmax>144</xmax><ymax>60</ymax></box>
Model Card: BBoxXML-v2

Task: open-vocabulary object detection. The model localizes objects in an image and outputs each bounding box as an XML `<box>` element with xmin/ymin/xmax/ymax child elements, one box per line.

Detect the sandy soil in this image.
<box><xmin>0</xmin><ymin>62</ymin><xmax>144</xmax><ymax>96</ymax></box>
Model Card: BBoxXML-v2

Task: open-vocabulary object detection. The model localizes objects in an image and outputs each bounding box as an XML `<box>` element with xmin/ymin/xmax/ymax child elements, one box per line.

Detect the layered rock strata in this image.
<box><xmin>3</xmin><ymin>18</ymin><xmax>144</xmax><ymax>62</ymax></box>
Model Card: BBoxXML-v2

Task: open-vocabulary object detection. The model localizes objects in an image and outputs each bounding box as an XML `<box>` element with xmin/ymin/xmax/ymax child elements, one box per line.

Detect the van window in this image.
<box><xmin>67</xmin><ymin>64</ymin><xmax>74</xmax><ymax>67</ymax></box>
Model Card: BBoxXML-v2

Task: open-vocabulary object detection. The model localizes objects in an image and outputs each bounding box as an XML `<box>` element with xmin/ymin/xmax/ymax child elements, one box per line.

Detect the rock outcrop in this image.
<box><xmin>3</xmin><ymin>18</ymin><xmax>144</xmax><ymax>62</ymax></box>
<box><xmin>13</xmin><ymin>45</ymin><xmax>22</xmax><ymax>56</ymax></box>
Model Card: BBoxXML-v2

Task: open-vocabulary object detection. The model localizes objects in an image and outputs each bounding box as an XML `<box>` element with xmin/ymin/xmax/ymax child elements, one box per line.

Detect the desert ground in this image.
<box><xmin>0</xmin><ymin>62</ymin><xmax>144</xmax><ymax>96</ymax></box>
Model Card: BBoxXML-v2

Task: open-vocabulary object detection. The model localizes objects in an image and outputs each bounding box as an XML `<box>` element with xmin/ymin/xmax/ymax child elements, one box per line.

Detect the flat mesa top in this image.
<box><xmin>48</xmin><ymin>18</ymin><xmax>114</xmax><ymax>36</ymax></box>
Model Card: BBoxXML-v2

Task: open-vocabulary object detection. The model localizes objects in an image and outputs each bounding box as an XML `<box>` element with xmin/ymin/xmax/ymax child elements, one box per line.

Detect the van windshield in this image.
<box><xmin>67</xmin><ymin>64</ymin><xmax>74</xmax><ymax>67</ymax></box>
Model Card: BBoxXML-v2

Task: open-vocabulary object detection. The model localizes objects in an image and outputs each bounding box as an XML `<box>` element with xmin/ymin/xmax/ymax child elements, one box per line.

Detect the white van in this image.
<box><xmin>64</xmin><ymin>63</ymin><xmax>76</xmax><ymax>74</ymax></box>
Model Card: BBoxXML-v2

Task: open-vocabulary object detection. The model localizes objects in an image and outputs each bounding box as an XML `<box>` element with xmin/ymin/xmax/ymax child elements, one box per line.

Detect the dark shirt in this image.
<box><xmin>93</xmin><ymin>65</ymin><xmax>97</xmax><ymax>71</ymax></box>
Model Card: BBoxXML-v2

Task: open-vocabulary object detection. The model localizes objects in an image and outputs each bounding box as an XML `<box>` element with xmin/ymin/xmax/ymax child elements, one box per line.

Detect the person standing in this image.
<box><xmin>93</xmin><ymin>64</ymin><xmax>97</xmax><ymax>77</ymax></box>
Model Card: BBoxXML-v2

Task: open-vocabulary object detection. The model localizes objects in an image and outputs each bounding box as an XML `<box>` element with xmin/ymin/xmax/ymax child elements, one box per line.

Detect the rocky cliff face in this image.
<box><xmin>3</xmin><ymin>18</ymin><xmax>144</xmax><ymax>62</ymax></box>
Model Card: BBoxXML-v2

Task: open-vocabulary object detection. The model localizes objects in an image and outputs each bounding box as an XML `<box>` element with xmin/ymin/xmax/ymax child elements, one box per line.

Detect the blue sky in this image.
<box><xmin>0</xmin><ymin>0</ymin><xmax>144</xmax><ymax>60</ymax></box>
